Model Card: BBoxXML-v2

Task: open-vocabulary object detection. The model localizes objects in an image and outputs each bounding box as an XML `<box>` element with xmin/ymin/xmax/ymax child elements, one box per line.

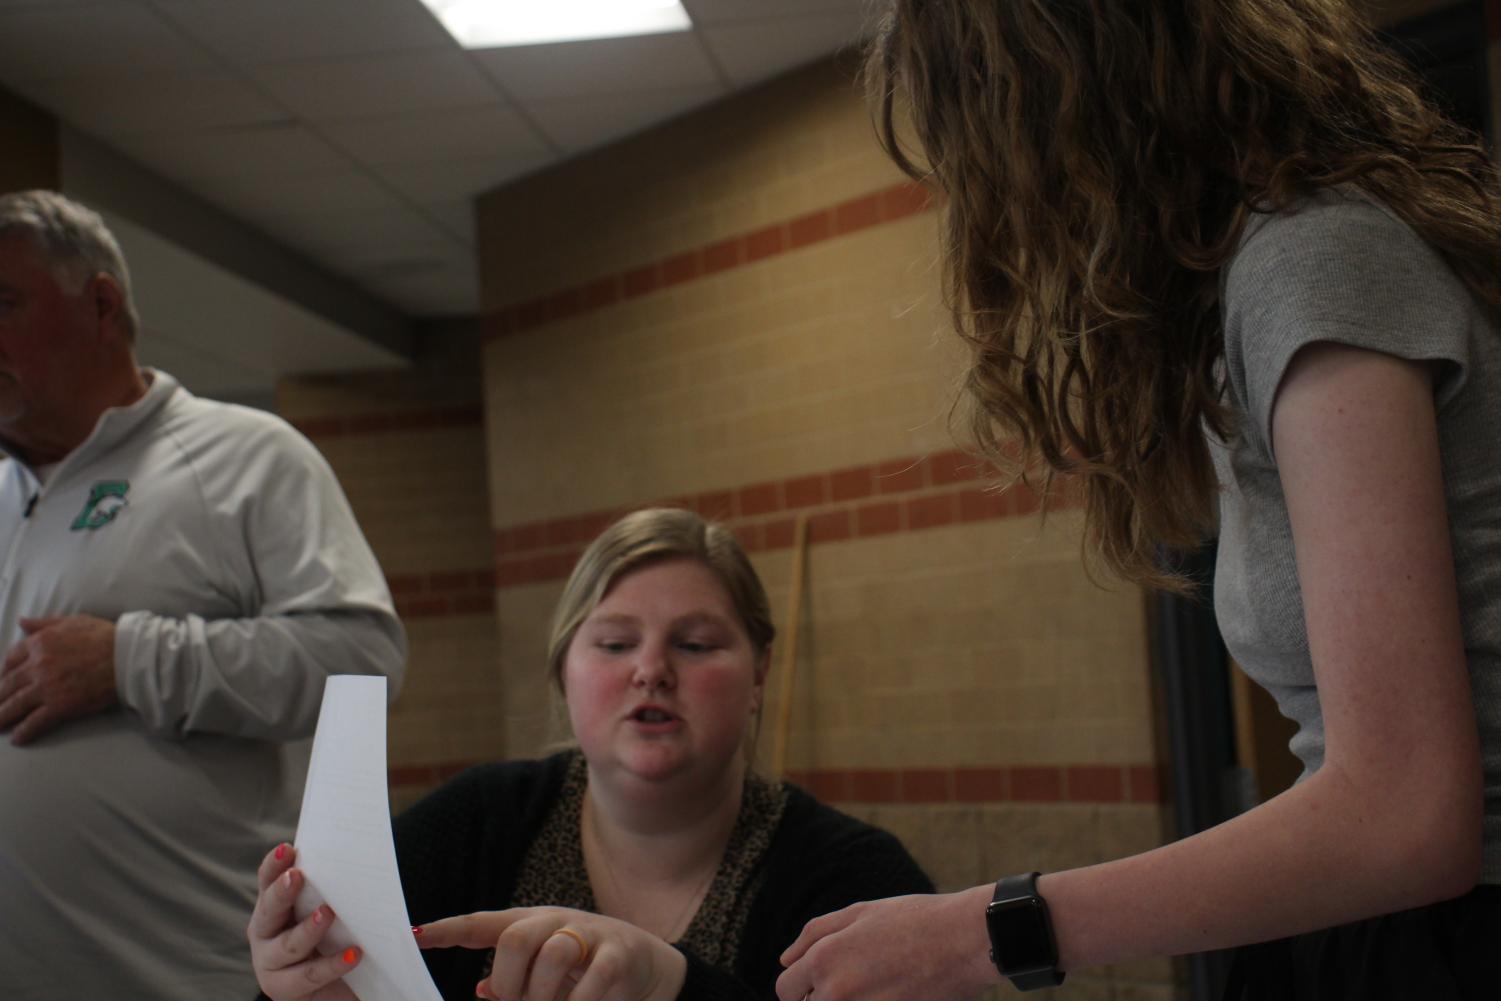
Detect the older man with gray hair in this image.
<box><xmin>0</xmin><ymin>190</ymin><xmax>407</xmax><ymax>999</ymax></box>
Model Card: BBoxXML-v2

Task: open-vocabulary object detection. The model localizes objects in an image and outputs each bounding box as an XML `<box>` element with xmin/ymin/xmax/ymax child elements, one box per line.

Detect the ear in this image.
<box><xmin>753</xmin><ymin>647</ymin><xmax>772</xmax><ymax>695</ymax></box>
<box><xmin>85</xmin><ymin>273</ymin><xmax>128</xmax><ymax>341</ymax></box>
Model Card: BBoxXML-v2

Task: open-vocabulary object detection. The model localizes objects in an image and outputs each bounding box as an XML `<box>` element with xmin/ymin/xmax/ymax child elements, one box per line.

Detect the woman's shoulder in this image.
<box><xmin>1223</xmin><ymin>185</ymin><xmax>1474</xmax><ymax>377</ymax></box>
<box><xmin>1237</xmin><ymin>187</ymin><xmax>1431</xmax><ymax>273</ymax></box>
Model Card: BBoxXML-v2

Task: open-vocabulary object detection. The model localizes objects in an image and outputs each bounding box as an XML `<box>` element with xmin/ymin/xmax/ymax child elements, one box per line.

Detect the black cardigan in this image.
<box><xmin>394</xmin><ymin>753</ymin><xmax>934</xmax><ymax>1000</ymax></box>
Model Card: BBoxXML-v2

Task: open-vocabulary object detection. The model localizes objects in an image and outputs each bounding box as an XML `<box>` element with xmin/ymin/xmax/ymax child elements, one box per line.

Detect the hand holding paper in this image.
<box><xmin>247</xmin><ymin>676</ymin><xmax>444</xmax><ymax>1001</ymax></box>
<box><xmin>247</xmin><ymin>843</ymin><xmax>360</xmax><ymax>1001</ymax></box>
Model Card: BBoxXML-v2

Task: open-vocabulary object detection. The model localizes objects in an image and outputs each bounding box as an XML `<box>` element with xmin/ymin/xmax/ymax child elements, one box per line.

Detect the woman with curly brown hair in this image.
<box><xmin>775</xmin><ymin>2</ymin><xmax>1501</xmax><ymax>999</ymax></box>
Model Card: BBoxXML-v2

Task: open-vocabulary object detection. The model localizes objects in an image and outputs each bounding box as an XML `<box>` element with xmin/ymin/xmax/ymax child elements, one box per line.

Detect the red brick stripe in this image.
<box><xmin>782</xmin><ymin>763</ymin><xmax>1167</xmax><ymax>804</ymax></box>
<box><xmin>384</xmin><ymin>451</ymin><xmax>1067</xmax><ymax>609</ymax></box>
<box><xmin>388</xmin><ymin>761</ymin><xmax>1168</xmax><ymax>803</ymax></box>
<box><xmin>781</xmin><ymin>764</ymin><xmax>1168</xmax><ymax>804</ymax></box>
<box><xmin>492</xmin><ymin>449</ymin><xmax>1073</xmax><ymax>590</ymax></box>
<box><xmin>484</xmin><ymin>180</ymin><xmax>935</xmax><ymax>341</ymax></box>
<box><xmin>388</xmin><ymin>568</ymin><xmax>496</xmax><ymax>619</ymax></box>
<box><xmin>293</xmin><ymin>405</ymin><xmax>483</xmax><ymax>441</ymax></box>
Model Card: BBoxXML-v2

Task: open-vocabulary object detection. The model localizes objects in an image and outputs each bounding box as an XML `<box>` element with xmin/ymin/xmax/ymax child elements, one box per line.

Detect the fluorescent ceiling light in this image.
<box><xmin>422</xmin><ymin>0</ymin><xmax>692</xmax><ymax>48</ymax></box>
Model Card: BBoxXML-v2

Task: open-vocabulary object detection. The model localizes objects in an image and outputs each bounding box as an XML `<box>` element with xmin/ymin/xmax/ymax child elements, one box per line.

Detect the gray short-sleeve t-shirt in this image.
<box><xmin>1210</xmin><ymin>187</ymin><xmax>1501</xmax><ymax>882</ymax></box>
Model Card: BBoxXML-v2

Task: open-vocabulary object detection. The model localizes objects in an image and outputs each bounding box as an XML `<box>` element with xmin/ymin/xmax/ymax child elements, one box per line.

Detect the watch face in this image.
<box><xmin>986</xmin><ymin>897</ymin><xmax>1054</xmax><ymax>972</ymax></box>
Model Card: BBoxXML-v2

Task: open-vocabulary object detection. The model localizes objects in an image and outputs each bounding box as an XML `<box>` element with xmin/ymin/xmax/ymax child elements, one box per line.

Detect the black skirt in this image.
<box><xmin>1222</xmin><ymin>885</ymin><xmax>1501</xmax><ymax>1001</ymax></box>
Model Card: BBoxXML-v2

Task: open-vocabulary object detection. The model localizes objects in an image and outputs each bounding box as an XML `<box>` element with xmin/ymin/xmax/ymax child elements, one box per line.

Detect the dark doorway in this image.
<box><xmin>1378</xmin><ymin>1</ymin><xmax>1490</xmax><ymax>143</ymax></box>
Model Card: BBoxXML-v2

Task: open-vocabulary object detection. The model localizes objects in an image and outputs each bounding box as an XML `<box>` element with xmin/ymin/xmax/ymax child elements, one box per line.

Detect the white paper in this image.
<box><xmin>292</xmin><ymin>675</ymin><xmax>445</xmax><ymax>1001</ymax></box>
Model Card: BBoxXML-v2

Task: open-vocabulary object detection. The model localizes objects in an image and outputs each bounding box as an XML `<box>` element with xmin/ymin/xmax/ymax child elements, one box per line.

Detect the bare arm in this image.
<box><xmin>1043</xmin><ymin>343</ymin><xmax>1480</xmax><ymax>967</ymax></box>
<box><xmin>778</xmin><ymin>343</ymin><xmax>1482</xmax><ymax>998</ymax></box>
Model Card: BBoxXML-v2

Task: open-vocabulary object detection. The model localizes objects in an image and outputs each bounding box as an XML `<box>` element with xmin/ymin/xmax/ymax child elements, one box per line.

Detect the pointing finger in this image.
<box><xmin>415</xmin><ymin>909</ymin><xmax>531</xmax><ymax>950</ymax></box>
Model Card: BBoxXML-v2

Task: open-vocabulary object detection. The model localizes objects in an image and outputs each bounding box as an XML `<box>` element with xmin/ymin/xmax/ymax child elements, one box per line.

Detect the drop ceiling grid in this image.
<box><xmin>0</xmin><ymin>0</ymin><xmax>873</xmax><ymax>315</ymax></box>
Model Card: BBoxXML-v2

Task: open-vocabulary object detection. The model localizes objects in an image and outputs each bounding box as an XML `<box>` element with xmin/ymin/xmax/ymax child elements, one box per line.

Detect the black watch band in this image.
<box><xmin>985</xmin><ymin>872</ymin><xmax>1065</xmax><ymax>990</ymax></box>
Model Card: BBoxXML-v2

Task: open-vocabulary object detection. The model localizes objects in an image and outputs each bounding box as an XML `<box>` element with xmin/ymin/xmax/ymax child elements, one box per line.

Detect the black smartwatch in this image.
<box><xmin>985</xmin><ymin>872</ymin><xmax>1064</xmax><ymax>990</ymax></box>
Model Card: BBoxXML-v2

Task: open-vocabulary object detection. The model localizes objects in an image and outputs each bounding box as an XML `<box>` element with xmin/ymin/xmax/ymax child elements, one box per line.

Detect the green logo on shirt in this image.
<box><xmin>70</xmin><ymin>480</ymin><xmax>130</xmax><ymax>531</ymax></box>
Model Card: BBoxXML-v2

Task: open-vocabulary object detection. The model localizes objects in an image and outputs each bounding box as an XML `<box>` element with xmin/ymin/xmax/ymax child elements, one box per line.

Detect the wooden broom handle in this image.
<box><xmin>771</xmin><ymin>514</ymin><xmax>809</xmax><ymax>780</ymax></box>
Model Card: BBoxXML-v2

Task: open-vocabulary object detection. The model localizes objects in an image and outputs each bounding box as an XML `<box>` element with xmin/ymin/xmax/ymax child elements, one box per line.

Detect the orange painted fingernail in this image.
<box><xmin>412</xmin><ymin>925</ymin><xmax>423</xmax><ymax>937</ymax></box>
<box><xmin>274</xmin><ymin>844</ymin><xmax>287</xmax><ymax>861</ymax></box>
<box><xmin>343</xmin><ymin>947</ymin><xmax>358</xmax><ymax>966</ymax></box>
<box><xmin>475</xmin><ymin>982</ymin><xmax>490</xmax><ymax>999</ymax></box>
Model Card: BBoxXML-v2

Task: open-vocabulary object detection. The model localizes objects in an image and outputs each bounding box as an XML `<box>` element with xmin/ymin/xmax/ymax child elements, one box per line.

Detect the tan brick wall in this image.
<box><xmin>478</xmin><ymin>58</ymin><xmax>902</xmax><ymax>307</ymax></box>
<box><xmin>477</xmin><ymin>56</ymin><xmax>1177</xmax><ymax>999</ymax></box>
<box><xmin>481</xmin><ymin>211</ymin><xmax>958</xmax><ymax>523</ymax></box>
<box><xmin>761</xmin><ymin>516</ymin><xmax>1154</xmax><ymax>772</ymax></box>
<box><xmin>277</xmin><ymin>335</ymin><xmax>500</xmax><ymax>781</ymax></box>
<box><xmin>305</xmin><ymin>427</ymin><xmax>491</xmax><ymax>578</ymax></box>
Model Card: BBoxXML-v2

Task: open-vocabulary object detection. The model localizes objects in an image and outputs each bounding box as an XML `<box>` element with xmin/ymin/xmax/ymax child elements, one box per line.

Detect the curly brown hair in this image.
<box><xmin>867</xmin><ymin>0</ymin><xmax>1501</xmax><ymax>589</ymax></box>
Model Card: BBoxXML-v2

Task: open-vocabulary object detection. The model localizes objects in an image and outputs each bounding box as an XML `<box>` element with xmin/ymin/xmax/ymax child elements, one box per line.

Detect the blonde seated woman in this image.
<box><xmin>249</xmin><ymin>507</ymin><xmax>932</xmax><ymax>1001</ymax></box>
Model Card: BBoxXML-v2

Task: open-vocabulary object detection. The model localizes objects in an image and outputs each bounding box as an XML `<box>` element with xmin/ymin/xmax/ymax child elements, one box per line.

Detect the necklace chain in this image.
<box><xmin>583</xmin><ymin>794</ymin><xmax>719</xmax><ymax>943</ymax></box>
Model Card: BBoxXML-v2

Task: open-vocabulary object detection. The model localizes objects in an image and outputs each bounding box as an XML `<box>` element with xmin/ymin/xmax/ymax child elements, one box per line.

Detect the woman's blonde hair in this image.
<box><xmin>545</xmin><ymin>507</ymin><xmax>775</xmax><ymax>692</ymax></box>
<box><xmin>867</xmin><ymin>0</ymin><xmax>1501</xmax><ymax>589</ymax></box>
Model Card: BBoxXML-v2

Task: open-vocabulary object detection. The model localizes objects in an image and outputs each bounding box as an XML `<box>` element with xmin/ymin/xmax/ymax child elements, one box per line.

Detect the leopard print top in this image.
<box><xmin>504</xmin><ymin>751</ymin><xmax>789</xmax><ymax>969</ymax></box>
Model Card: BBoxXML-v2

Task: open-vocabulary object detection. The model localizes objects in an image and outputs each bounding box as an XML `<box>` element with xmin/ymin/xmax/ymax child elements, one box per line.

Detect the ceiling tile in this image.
<box><xmin>374</xmin><ymin>154</ymin><xmax>553</xmax><ymax>205</ymax></box>
<box><xmin>6</xmin><ymin>72</ymin><xmax>285</xmax><ymax>137</ymax></box>
<box><xmin>527</xmin><ymin>86</ymin><xmax>725</xmax><ymax>154</ymax></box>
<box><xmin>1</xmin><ymin>0</ymin><xmax>872</xmax><ymax>326</ymax></box>
<box><xmin>251</xmin><ymin>50</ymin><xmax>501</xmax><ymax>123</ymax></box>
<box><xmin>702</xmin><ymin>13</ymin><xmax>870</xmax><ymax>88</ymax></box>
<box><xmin>0</xmin><ymin>3</ymin><xmax>216</xmax><ymax>81</ymax></box>
<box><xmin>472</xmin><ymin>32</ymin><xmax>721</xmax><ymax>102</ymax></box>
<box><xmin>682</xmin><ymin>0</ymin><xmax>868</xmax><ymax>24</ymax></box>
<box><xmin>319</xmin><ymin>103</ymin><xmax>551</xmax><ymax>167</ymax></box>
<box><xmin>152</xmin><ymin>0</ymin><xmax>453</xmax><ymax>66</ymax></box>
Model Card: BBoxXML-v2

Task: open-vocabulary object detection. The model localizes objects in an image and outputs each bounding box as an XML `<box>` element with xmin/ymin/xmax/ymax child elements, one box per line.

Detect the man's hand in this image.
<box><xmin>0</xmin><ymin>615</ymin><xmax>119</xmax><ymax>744</ymax></box>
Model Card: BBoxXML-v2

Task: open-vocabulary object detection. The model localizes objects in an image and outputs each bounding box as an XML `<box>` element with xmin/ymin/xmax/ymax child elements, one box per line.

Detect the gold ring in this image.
<box><xmin>551</xmin><ymin>926</ymin><xmax>591</xmax><ymax>966</ymax></box>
